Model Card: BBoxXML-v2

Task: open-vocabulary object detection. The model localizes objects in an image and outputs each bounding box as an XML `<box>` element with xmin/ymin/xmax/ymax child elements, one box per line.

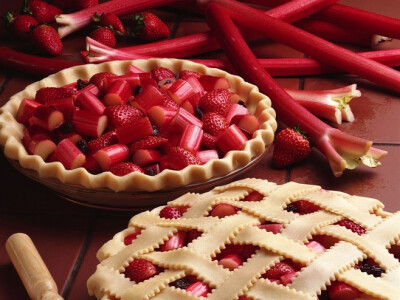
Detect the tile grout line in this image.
<box><xmin>60</xmin><ymin>218</ymin><xmax>95</xmax><ymax>299</ymax></box>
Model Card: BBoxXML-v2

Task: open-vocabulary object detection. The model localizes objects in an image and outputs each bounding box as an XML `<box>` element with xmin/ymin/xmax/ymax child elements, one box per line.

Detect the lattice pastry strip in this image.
<box><xmin>88</xmin><ymin>178</ymin><xmax>400</xmax><ymax>300</ymax></box>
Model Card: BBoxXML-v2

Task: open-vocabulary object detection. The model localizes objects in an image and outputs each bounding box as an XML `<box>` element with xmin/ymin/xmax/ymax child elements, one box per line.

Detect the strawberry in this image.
<box><xmin>335</xmin><ymin>219</ymin><xmax>366</xmax><ymax>235</ymax></box>
<box><xmin>202</xmin><ymin>132</ymin><xmax>216</xmax><ymax>149</ymax></box>
<box><xmin>72</xmin><ymin>0</ymin><xmax>98</xmax><ymax>10</ymax></box>
<box><xmin>123</xmin><ymin>232</ymin><xmax>140</xmax><ymax>245</ymax></box>
<box><xmin>5</xmin><ymin>12</ymin><xmax>38</xmax><ymax>37</ymax></box>
<box><xmin>160</xmin><ymin>231</ymin><xmax>187</xmax><ymax>251</ymax></box>
<box><xmin>109</xmin><ymin>162</ymin><xmax>143</xmax><ymax>176</ymax></box>
<box><xmin>89</xmin><ymin>27</ymin><xmax>116</xmax><ymax>48</ymax></box>
<box><xmin>199</xmin><ymin>89</ymin><xmax>231</xmax><ymax>116</ymax></box>
<box><xmin>131</xmin><ymin>12</ymin><xmax>169</xmax><ymax>42</ymax></box>
<box><xmin>124</xmin><ymin>259</ymin><xmax>159</xmax><ymax>282</ymax></box>
<box><xmin>129</xmin><ymin>136</ymin><xmax>168</xmax><ymax>152</ymax></box>
<box><xmin>179</xmin><ymin>70</ymin><xmax>202</xmax><ymax>80</ymax></box>
<box><xmin>263</xmin><ymin>261</ymin><xmax>296</xmax><ymax>280</ymax></box>
<box><xmin>24</xmin><ymin>0</ymin><xmax>62</xmax><ymax>23</ymax></box>
<box><xmin>87</xmin><ymin>131</ymin><xmax>118</xmax><ymax>153</ymax></box>
<box><xmin>89</xmin><ymin>71</ymin><xmax>117</xmax><ymax>91</ymax></box>
<box><xmin>160</xmin><ymin>146</ymin><xmax>199</xmax><ymax>170</ymax></box>
<box><xmin>286</xmin><ymin>200</ymin><xmax>320</xmax><ymax>214</ymax></box>
<box><xmin>105</xmin><ymin>105</ymin><xmax>144</xmax><ymax>128</ymax></box>
<box><xmin>151</xmin><ymin>67</ymin><xmax>175</xmax><ymax>82</ymax></box>
<box><xmin>159</xmin><ymin>206</ymin><xmax>182</xmax><ymax>219</ymax></box>
<box><xmin>242</xmin><ymin>191</ymin><xmax>264</xmax><ymax>201</ymax></box>
<box><xmin>92</xmin><ymin>13</ymin><xmax>125</xmax><ymax>35</ymax></box>
<box><xmin>271</xmin><ymin>126</ymin><xmax>311</xmax><ymax>168</ymax></box>
<box><xmin>35</xmin><ymin>87</ymin><xmax>75</xmax><ymax>104</ymax></box>
<box><xmin>202</xmin><ymin>112</ymin><xmax>229</xmax><ymax>135</ymax></box>
<box><xmin>31</xmin><ymin>24</ymin><xmax>63</xmax><ymax>56</ymax></box>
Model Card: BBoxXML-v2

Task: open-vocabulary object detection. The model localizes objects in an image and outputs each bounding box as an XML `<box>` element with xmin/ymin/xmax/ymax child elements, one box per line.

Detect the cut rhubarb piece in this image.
<box><xmin>170</xmin><ymin>108</ymin><xmax>203</xmax><ymax>133</ymax></box>
<box><xmin>107</xmin><ymin>73</ymin><xmax>141</xmax><ymax>89</ymax></box>
<box><xmin>185</xmin><ymin>281</ymin><xmax>210</xmax><ymax>297</ymax></box>
<box><xmin>132</xmin><ymin>84</ymin><xmax>165</xmax><ymax>112</ymax></box>
<box><xmin>16</xmin><ymin>98</ymin><xmax>42</xmax><ymax>124</ymax></box>
<box><xmin>179</xmin><ymin>125</ymin><xmax>204</xmax><ymax>153</ymax></box>
<box><xmin>204</xmin><ymin>2</ymin><xmax>387</xmax><ymax>176</ymax></box>
<box><xmin>147</xmin><ymin>105</ymin><xmax>178</xmax><ymax>129</ymax></box>
<box><xmin>258</xmin><ymin>223</ymin><xmax>284</xmax><ymax>234</ymax></box>
<box><xmin>24</xmin><ymin>136</ymin><xmax>56</xmax><ymax>160</ymax></box>
<box><xmin>73</xmin><ymin>83</ymin><xmax>100</xmax><ymax>99</ymax></box>
<box><xmin>237</xmin><ymin>114</ymin><xmax>260</xmax><ymax>135</ymax></box>
<box><xmin>280</xmin><ymin>272</ymin><xmax>297</xmax><ymax>285</ymax></box>
<box><xmin>199</xmin><ymin>74</ymin><xmax>231</xmax><ymax>91</ymax></box>
<box><xmin>210</xmin><ymin>203</ymin><xmax>239</xmax><ymax>218</ymax></box>
<box><xmin>93</xmin><ymin>143</ymin><xmax>129</xmax><ymax>171</ymax></box>
<box><xmin>75</xmin><ymin>91</ymin><xmax>106</xmax><ymax>116</ymax></box>
<box><xmin>196</xmin><ymin>149</ymin><xmax>219</xmax><ymax>164</ymax></box>
<box><xmin>45</xmin><ymin>97</ymin><xmax>76</xmax><ymax>122</ymax></box>
<box><xmin>328</xmin><ymin>281</ymin><xmax>361</xmax><ymax>300</ymax></box>
<box><xmin>30</xmin><ymin>106</ymin><xmax>64</xmax><ymax>131</ymax></box>
<box><xmin>218</xmin><ymin>254</ymin><xmax>243</xmax><ymax>270</ymax></box>
<box><xmin>72</xmin><ymin>110</ymin><xmax>108</xmax><ymax>138</ymax></box>
<box><xmin>54</xmin><ymin>138</ymin><xmax>86</xmax><ymax>170</ymax></box>
<box><xmin>103</xmin><ymin>80</ymin><xmax>131</xmax><ymax>106</ymax></box>
<box><xmin>115</xmin><ymin>117</ymin><xmax>153</xmax><ymax>144</ymax></box>
<box><xmin>306</xmin><ymin>241</ymin><xmax>326</xmax><ymax>253</ymax></box>
<box><xmin>109</xmin><ymin>162</ymin><xmax>143</xmax><ymax>176</ymax></box>
<box><xmin>166</xmin><ymin>79</ymin><xmax>195</xmax><ymax>105</ymax></box>
<box><xmin>160</xmin><ymin>231</ymin><xmax>187</xmax><ymax>251</ymax></box>
<box><xmin>181</xmin><ymin>100</ymin><xmax>195</xmax><ymax>115</ymax></box>
<box><xmin>225</xmin><ymin>103</ymin><xmax>249</xmax><ymax>124</ymax></box>
<box><xmin>131</xmin><ymin>149</ymin><xmax>162</xmax><ymax>167</ymax></box>
<box><xmin>83</xmin><ymin>152</ymin><xmax>102</xmax><ymax>174</ymax></box>
<box><xmin>215</xmin><ymin>124</ymin><xmax>248</xmax><ymax>154</ymax></box>
<box><xmin>185</xmin><ymin>76</ymin><xmax>206</xmax><ymax>95</ymax></box>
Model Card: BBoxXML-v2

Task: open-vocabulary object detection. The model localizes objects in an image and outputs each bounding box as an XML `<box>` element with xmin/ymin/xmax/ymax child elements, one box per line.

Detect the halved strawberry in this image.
<box><xmin>202</xmin><ymin>112</ymin><xmax>229</xmax><ymax>135</ymax></box>
<box><xmin>263</xmin><ymin>261</ymin><xmax>296</xmax><ymax>281</ymax></box>
<box><xmin>160</xmin><ymin>146</ymin><xmax>199</xmax><ymax>170</ymax></box>
<box><xmin>328</xmin><ymin>281</ymin><xmax>361</xmax><ymax>300</ymax></box>
<box><xmin>109</xmin><ymin>162</ymin><xmax>143</xmax><ymax>176</ymax></box>
<box><xmin>35</xmin><ymin>87</ymin><xmax>76</xmax><ymax>104</ymax></box>
<box><xmin>89</xmin><ymin>71</ymin><xmax>117</xmax><ymax>91</ymax></box>
<box><xmin>199</xmin><ymin>89</ymin><xmax>231</xmax><ymax>116</ymax></box>
<box><xmin>129</xmin><ymin>136</ymin><xmax>168</xmax><ymax>152</ymax></box>
<box><xmin>151</xmin><ymin>66</ymin><xmax>175</xmax><ymax>82</ymax></box>
<box><xmin>335</xmin><ymin>219</ymin><xmax>366</xmax><ymax>235</ymax></box>
<box><xmin>286</xmin><ymin>200</ymin><xmax>320</xmax><ymax>214</ymax></box>
<box><xmin>123</xmin><ymin>231</ymin><xmax>141</xmax><ymax>245</ymax></box>
<box><xmin>105</xmin><ymin>105</ymin><xmax>144</xmax><ymax>128</ymax></box>
<box><xmin>87</xmin><ymin>131</ymin><xmax>118</xmax><ymax>153</ymax></box>
<box><xmin>124</xmin><ymin>259</ymin><xmax>159</xmax><ymax>282</ymax></box>
<box><xmin>242</xmin><ymin>191</ymin><xmax>264</xmax><ymax>201</ymax></box>
<box><xmin>202</xmin><ymin>132</ymin><xmax>217</xmax><ymax>149</ymax></box>
<box><xmin>159</xmin><ymin>206</ymin><xmax>182</xmax><ymax>219</ymax></box>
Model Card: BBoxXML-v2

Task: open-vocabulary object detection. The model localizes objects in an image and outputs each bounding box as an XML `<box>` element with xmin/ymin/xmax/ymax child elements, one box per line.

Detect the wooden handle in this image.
<box><xmin>6</xmin><ymin>233</ymin><xmax>64</xmax><ymax>300</ymax></box>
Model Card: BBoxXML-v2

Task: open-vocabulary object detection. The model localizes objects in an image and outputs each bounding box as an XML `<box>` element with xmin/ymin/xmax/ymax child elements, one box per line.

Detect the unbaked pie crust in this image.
<box><xmin>87</xmin><ymin>178</ymin><xmax>400</xmax><ymax>300</ymax></box>
<box><xmin>0</xmin><ymin>59</ymin><xmax>276</xmax><ymax>192</ymax></box>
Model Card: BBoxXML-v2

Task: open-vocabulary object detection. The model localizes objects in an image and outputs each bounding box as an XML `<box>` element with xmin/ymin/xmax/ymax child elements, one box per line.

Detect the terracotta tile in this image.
<box><xmin>0</xmin><ymin>214</ymin><xmax>93</xmax><ymax>300</ymax></box>
<box><xmin>289</xmin><ymin>145</ymin><xmax>400</xmax><ymax>212</ymax></box>
<box><xmin>303</xmin><ymin>77</ymin><xmax>400</xmax><ymax>143</ymax></box>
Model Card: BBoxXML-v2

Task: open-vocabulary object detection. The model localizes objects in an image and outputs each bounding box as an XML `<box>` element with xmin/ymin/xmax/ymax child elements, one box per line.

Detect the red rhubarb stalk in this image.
<box><xmin>56</xmin><ymin>0</ymin><xmax>184</xmax><ymax>38</ymax></box>
<box><xmin>0</xmin><ymin>46</ymin><xmax>80</xmax><ymax>77</ymax></box>
<box><xmin>204</xmin><ymin>2</ymin><xmax>386</xmax><ymax>176</ymax></box>
<box><xmin>206</xmin><ymin>0</ymin><xmax>400</xmax><ymax>94</ymax></box>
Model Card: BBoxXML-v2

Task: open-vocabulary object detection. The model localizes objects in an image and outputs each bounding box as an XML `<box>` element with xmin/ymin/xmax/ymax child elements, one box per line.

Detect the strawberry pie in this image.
<box><xmin>0</xmin><ymin>59</ymin><xmax>276</xmax><ymax>193</ymax></box>
<box><xmin>87</xmin><ymin>178</ymin><xmax>400</xmax><ymax>299</ymax></box>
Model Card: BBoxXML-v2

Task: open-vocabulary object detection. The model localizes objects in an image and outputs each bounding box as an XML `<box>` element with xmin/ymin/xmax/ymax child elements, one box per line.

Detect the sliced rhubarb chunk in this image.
<box><xmin>328</xmin><ymin>281</ymin><xmax>361</xmax><ymax>300</ymax></box>
<box><xmin>237</xmin><ymin>114</ymin><xmax>260</xmax><ymax>135</ymax></box>
<box><xmin>103</xmin><ymin>79</ymin><xmax>131</xmax><ymax>106</ymax></box>
<box><xmin>186</xmin><ymin>281</ymin><xmax>210</xmax><ymax>297</ymax></box>
<box><xmin>199</xmin><ymin>74</ymin><xmax>230</xmax><ymax>91</ymax></box>
<box><xmin>93</xmin><ymin>143</ymin><xmax>129</xmax><ymax>171</ymax></box>
<box><xmin>160</xmin><ymin>231</ymin><xmax>187</xmax><ymax>251</ymax></box>
<box><xmin>24</xmin><ymin>136</ymin><xmax>56</xmax><ymax>160</ymax></box>
<box><xmin>115</xmin><ymin>117</ymin><xmax>153</xmax><ymax>144</ymax></box>
<box><xmin>72</xmin><ymin>110</ymin><xmax>108</xmax><ymax>138</ymax></box>
<box><xmin>179</xmin><ymin>125</ymin><xmax>204</xmax><ymax>153</ymax></box>
<box><xmin>170</xmin><ymin>108</ymin><xmax>203</xmax><ymax>132</ymax></box>
<box><xmin>215</xmin><ymin>124</ymin><xmax>248</xmax><ymax>154</ymax></box>
<box><xmin>147</xmin><ymin>105</ymin><xmax>178</xmax><ymax>129</ymax></box>
<box><xmin>196</xmin><ymin>149</ymin><xmax>219</xmax><ymax>164</ymax></box>
<box><xmin>45</xmin><ymin>97</ymin><xmax>76</xmax><ymax>122</ymax></box>
<box><xmin>54</xmin><ymin>138</ymin><xmax>86</xmax><ymax>170</ymax></box>
<box><xmin>132</xmin><ymin>84</ymin><xmax>165</xmax><ymax>112</ymax></box>
<box><xmin>131</xmin><ymin>149</ymin><xmax>162</xmax><ymax>167</ymax></box>
<box><xmin>31</xmin><ymin>106</ymin><xmax>64</xmax><ymax>131</ymax></box>
<box><xmin>218</xmin><ymin>254</ymin><xmax>243</xmax><ymax>270</ymax></box>
<box><xmin>17</xmin><ymin>98</ymin><xmax>42</xmax><ymax>124</ymax></box>
<box><xmin>225</xmin><ymin>103</ymin><xmax>249</xmax><ymax>124</ymax></box>
<box><xmin>306</xmin><ymin>241</ymin><xmax>326</xmax><ymax>253</ymax></box>
<box><xmin>75</xmin><ymin>91</ymin><xmax>106</xmax><ymax>115</ymax></box>
<box><xmin>258</xmin><ymin>223</ymin><xmax>284</xmax><ymax>234</ymax></box>
<box><xmin>166</xmin><ymin>79</ymin><xmax>194</xmax><ymax>105</ymax></box>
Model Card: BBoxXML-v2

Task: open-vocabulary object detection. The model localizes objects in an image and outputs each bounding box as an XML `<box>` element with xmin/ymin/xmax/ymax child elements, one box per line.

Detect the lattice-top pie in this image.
<box><xmin>87</xmin><ymin>178</ymin><xmax>400</xmax><ymax>300</ymax></box>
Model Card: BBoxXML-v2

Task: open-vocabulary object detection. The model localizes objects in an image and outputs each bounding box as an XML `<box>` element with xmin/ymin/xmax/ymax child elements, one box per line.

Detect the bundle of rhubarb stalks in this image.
<box><xmin>3</xmin><ymin>0</ymin><xmax>400</xmax><ymax>177</ymax></box>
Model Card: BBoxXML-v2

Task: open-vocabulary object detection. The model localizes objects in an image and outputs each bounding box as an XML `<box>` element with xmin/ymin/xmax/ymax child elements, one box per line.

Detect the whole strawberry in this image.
<box><xmin>199</xmin><ymin>89</ymin><xmax>231</xmax><ymax>116</ymax></box>
<box><xmin>92</xmin><ymin>12</ymin><xmax>125</xmax><ymax>35</ymax></box>
<box><xmin>5</xmin><ymin>12</ymin><xmax>38</xmax><ymax>37</ymax></box>
<box><xmin>272</xmin><ymin>126</ymin><xmax>311</xmax><ymax>168</ymax></box>
<box><xmin>124</xmin><ymin>259</ymin><xmax>159</xmax><ymax>282</ymax></box>
<box><xmin>202</xmin><ymin>112</ymin><xmax>228</xmax><ymax>135</ymax></box>
<box><xmin>89</xmin><ymin>27</ymin><xmax>116</xmax><ymax>48</ymax></box>
<box><xmin>35</xmin><ymin>86</ymin><xmax>75</xmax><ymax>104</ymax></box>
<box><xmin>32</xmin><ymin>24</ymin><xmax>63</xmax><ymax>56</ymax></box>
<box><xmin>24</xmin><ymin>0</ymin><xmax>62</xmax><ymax>23</ymax></box>
<box><xmin>131</xmin><ymin>12</ymin><xmax>169</xmax><ymax>42</ymax></box>
<box><xmin>89</xmin><ymin>71</ymin><xmax>117</xmax><ymax>91</ymax></box>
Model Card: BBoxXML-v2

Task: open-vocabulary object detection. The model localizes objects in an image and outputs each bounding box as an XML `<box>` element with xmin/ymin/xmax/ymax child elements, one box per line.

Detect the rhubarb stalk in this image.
<box><xmin>203</xmin><ymin>2</ymin><xmax>386</xmax><ymax>176</ymax></box>
<box><xmin>56</xmin><ymin>0</ymin><xmax>185</xmax><ymax>38</ymax></box>
<box><xmin>206</xmin><ymin>0</ymin><xmax>400</xmax><ymax>94</ymax></box>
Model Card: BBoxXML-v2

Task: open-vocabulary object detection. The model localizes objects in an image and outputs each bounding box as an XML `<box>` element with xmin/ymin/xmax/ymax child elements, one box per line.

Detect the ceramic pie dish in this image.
<box><xmin>87</xmin><ymin>178</ymin><xmax>400</xmax><ymax>300</ymax></box>
<box><xmin>0</xmin><ymin>59</ymin><xmax>276</xmax><ymax>209</ymax></box>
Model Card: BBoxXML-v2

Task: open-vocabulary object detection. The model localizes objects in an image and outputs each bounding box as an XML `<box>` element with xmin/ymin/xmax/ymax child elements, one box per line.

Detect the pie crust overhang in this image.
<box><xmin>87</xmin><ymin>178</ymin><xmax>400</xmax><ymax>300</ymax></box>
<box><xmin>0</xmin><ymin>59</ymin><xmax>277</xmax><ymax>192</ymax></box>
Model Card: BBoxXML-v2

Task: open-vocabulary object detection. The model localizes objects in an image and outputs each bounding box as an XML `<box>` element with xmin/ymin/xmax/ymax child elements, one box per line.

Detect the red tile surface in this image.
<box><xmin>1</xmin><ymin>1</ymin><xmax>400</xmax><ymax>299</ymax></box>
